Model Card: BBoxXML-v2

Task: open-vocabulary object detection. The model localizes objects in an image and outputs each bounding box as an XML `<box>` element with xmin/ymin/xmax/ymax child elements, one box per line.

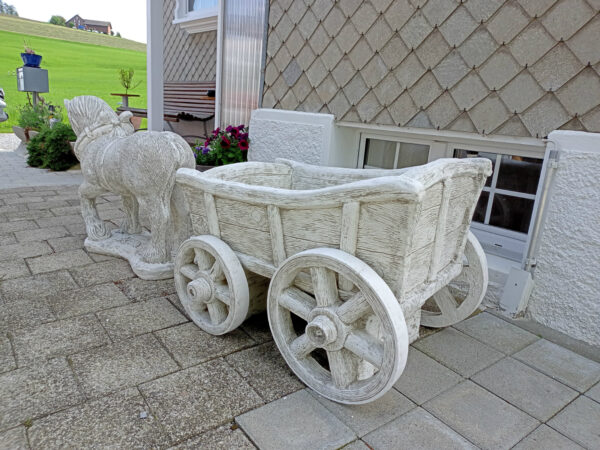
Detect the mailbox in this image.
<box><xmin>16</xmin><ymin>66</ymin><xmax>49</xmax><ymax>93</ymax></box>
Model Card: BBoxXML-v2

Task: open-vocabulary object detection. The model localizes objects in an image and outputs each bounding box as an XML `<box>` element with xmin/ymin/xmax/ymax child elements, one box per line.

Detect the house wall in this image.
<box><xmin>162</xmin><ymin>0</ymin><xmax>217</xmax><ymax>82</ymax></box>
<box><xmin>262</xmin><ymin>0</ymin><xmax>600</xmax><ymax>139</ymax></box>
<box><xmin>526</xmin><ymin>131</ymin><xmax>600</xmax><ymax>348</ymax></box>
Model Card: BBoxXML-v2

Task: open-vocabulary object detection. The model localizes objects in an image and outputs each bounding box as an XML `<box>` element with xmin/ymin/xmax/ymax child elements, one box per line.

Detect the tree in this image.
<box><xmin>118</xmin><ymin>68</ymin><xmax>141</xmax><ymax>95</ymax></box>
<box><xmin>49</xmin><ymin>15</ymin><xmax>66</xmax><ymax>26</ymax></box>
<box><xmin>116</xmin><ymin>31</ymin><xmax>121</xmax><ymax>37</ymax></box>
<box><xmin>0</xmin><ymin>1</ymin><xmax>19</xmax><ymax>15</ymax></box>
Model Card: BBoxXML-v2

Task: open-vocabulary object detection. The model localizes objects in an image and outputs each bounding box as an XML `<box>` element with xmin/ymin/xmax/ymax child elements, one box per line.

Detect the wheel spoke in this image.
<box><xmin>179</xmin><ymin>264</ymin><xmax>198</xmax><ymax>280</ymax></box>
<box><xmin>344</xmin><ymin>330</ymin><xmax>384</xmax><ymax>368</ymax></box>
<box><xmin>210</xmin><ymin>261</ymin><xmax>225</xmax><ymax>282</ymax></box>
<box><xmin>336</xmin><ymin>292</ymin><xmax>371</xmax><ymax>324</ymax></box>
<box><xmin>290</xmin><ymin>333</ymin><xmax>315</xmax><ymax>359</ymax></box>
<box><xmin>433</xmin><ymin>288</ymin><xmax>459</xmax><ymax>321</ymax></box>
<box><xmin>279</xmin><ymin>287</ymin><xmax>316</xmax><ymax>320</ymax></box>
<box><xmin>327</xmin><ymin>349</ymin><xmax>356</xmax><ymax>388</ymax></box>
<box><xmin>207</xmin><ymin>300</ymin><xmax>228</xmax><ymax>325</ymax></box>
<box><xmin>194</xmin><ymin>249</ymin><xmax>212</xmax><ymax>270</ymax></box>
<box><xmin>213</xmin><ymin>285</ymin><xmax>232</xmax><ymax>306</ymax></box>
<box><xmin>310</xmin><ymin>267</ymin><xmax>339</xmax><ymax>307</ymax></box>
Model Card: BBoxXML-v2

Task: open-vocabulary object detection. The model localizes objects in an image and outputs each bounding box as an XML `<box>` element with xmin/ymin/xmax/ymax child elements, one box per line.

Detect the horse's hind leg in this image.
<box><xmin>120</xmin><ymin>194</ymin><xmax>141</xmax><ymax>234</ymax></box>
<box><xmin>139</xmin><ymin>195</ymin><xmax>169</xmax><ymax>264</ymax></box>
<box><xmin>80</xmin><ymin>182</ymin><xmax>111</xmax><ymax>241</ymax></box>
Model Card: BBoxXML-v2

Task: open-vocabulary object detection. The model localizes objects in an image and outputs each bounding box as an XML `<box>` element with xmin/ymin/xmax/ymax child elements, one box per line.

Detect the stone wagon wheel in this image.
<box><xmin>421</xmin><ymin>231</ymin><xmax>488</xmax><ymax>328</ymax></box>
<box><xmin>268</xmin><ymin>248</ymin><xmax>409</xmax><ymax>405</ymax></box>
<box><xmin>174</xmin><ymin>236</ymin><xmax>249</xmax><ymax>335</ymax></box>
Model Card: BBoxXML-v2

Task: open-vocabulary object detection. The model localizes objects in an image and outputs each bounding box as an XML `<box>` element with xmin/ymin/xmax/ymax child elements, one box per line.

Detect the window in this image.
<box><xmin>359</xmin><ymin>135</ymin><xmax>430</xmax><ymax>169</ymax></box>
<box><xmin>453</xmin><ymin>148</ymin><xmax>544</xmax><ymax>260</ymax></box>
<box><xmin>173</xmin><ymin>0</ymin><xmax>219</xmax><ymax>33</ymax></box>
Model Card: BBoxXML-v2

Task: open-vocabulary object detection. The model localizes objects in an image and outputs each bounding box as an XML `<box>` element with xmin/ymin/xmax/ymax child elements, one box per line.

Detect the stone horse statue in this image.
<box><xmin>65</xmin><ymin>96</ymin><xmax>195</xmax><ymax>276</ymax></box>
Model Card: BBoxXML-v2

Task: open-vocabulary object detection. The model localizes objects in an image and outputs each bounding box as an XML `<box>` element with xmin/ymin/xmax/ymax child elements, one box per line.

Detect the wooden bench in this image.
<box><xmin>117</xmin><ymin>81</ymin><xmax>216</xmax><ymax>141</ymax></box>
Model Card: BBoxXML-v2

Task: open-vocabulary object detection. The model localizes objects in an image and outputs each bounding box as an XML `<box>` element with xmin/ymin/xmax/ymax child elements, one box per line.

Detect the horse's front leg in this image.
<box><xmin>80</xmin><ymin>182</ymin><xmax>111</xmax><ymax>241</ymax></box>
<box><xmin>120</xmin><ymin>194</ymin><xmax>142</xmax><ymax>234</ymax></box>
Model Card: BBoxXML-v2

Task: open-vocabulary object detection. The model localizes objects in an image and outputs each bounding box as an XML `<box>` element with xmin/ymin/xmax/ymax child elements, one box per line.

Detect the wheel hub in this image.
<box><xmin>186</xmin><ymin>273</ymin><xmax>213</xmax><ymax>304</ymax></box>
<box><xmin>306</xmin><ymin>307</ymin><xmax>347</xmax><ymax>351</ymax></box>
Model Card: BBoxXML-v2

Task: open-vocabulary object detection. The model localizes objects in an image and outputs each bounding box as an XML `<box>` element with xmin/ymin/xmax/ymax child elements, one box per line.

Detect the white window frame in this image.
<box><xmin>354</xmin><ymin>128</ymin><xmax>548</xmax><ymax>263</ymax></box>
<box><xmin>173</xmin><ymin>0</ymin><xmax>219</xmax><ymax>33</ymax></box>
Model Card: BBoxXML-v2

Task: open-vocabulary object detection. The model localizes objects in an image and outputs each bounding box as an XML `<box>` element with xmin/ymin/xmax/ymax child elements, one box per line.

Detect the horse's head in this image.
<box><xmin>64</xmin><ymin>96</ymin><xmax>134</xmax><ymax>138</ymax></box>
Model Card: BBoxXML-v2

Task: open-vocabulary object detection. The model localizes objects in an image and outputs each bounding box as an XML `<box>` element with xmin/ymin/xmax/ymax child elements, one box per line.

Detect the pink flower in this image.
<box><xmin>239</xmin><ymin>139</ymin><xmax>249</xmax><ymax>151</ymax></box>
<box><xmin>221</xmin><ymin>136</ymin><xmax>231</xmax><ymax>149</ymax></box>
<box><xmin>212</xmin><ymin>127</ymin><xmax>220</xmax><ymax>136</ymax></box>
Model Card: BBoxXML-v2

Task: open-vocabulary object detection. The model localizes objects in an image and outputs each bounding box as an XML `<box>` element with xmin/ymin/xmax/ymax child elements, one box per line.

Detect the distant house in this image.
<box><xmin>67</xmin><ymin>14</ymin><xmax>112</xmax><ymax>35</ymax></box>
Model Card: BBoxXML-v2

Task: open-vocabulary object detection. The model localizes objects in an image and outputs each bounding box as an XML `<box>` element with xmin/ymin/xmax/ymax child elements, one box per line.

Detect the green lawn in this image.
<box><xmin>0</xmin><ymin>29</ymin><xmax>146</xmax><ymax>132</ymax></box>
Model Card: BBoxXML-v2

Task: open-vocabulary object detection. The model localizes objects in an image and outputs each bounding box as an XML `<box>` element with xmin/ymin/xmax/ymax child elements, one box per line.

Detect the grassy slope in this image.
<box><xmin>0</xmin><ymin>14</ymin><xmax>145</xmax><ymax>51</ymax></box>
<box><xmin>0</xmin><ymin>29</ymin><xmax>146</xmax><ymax>132</ymax></box>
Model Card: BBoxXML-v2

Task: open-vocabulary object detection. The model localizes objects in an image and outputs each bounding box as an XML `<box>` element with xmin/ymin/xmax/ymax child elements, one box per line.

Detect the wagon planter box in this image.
<box><xmin>174</xmin><ymin>158</ymin><xmax>492</xmax><ymax>404</ymax></box>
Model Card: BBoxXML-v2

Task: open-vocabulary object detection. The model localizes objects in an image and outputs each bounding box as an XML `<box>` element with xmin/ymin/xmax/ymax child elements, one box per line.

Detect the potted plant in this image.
<box><xmin>193</xmin><ymin>125</ymin><xmax>249</xmax><ymax>171</ymax></box>
<box><xmin>21</xmin><ymin>41</ymin><xmax>42</xmax><ymax>67</ymax></box>
<box><xmin>14</xmin><ymin>97</ymin><xmax>53</xmax><ymax>141</ymax></box>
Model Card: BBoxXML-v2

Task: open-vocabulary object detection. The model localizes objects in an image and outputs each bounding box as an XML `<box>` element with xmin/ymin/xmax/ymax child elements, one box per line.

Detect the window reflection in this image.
<box><xmin>490</xmin><ymin>194</ymin><xmax>534</xmax><ymax>233</ymax></box>
<box><xmin>364</xmin><ymin>139</ymin><xmax>429</xmax><ymax>169</ymax></box>
<box><xmin>496</xmin><ymin>155</ymin><xmax>542</xmax><ymax>194</ymax></box>
<box><xmin>189</xmin><ymin>0</ymin><xmax>218</xmax><ymax>11</ymax></box>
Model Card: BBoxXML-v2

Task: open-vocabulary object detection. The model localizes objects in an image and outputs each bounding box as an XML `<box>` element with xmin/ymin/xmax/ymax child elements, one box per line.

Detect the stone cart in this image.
<box><xmin>174</xmin><ymin>158</ymin><xmax>492</xmax><ymax>404</ymax></box>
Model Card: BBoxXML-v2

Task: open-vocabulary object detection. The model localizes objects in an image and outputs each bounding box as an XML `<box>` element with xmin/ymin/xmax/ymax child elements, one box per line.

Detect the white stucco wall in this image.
<box><xmin>527</xmin><ymin>131</ymin><xmax>600</xmax><ymax>347</ymax></box>
<box><xmin>248</xmin><ymin>109</ymin><xmax>335</xmax><ymax>165</ymax></box>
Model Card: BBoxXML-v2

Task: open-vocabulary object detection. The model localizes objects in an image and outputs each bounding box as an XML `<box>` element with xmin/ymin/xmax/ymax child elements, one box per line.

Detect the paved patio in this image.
<box><xmin>0</xmin><ymin>138</ymin><xmax>599</xmax><ymax>449</ymax></box>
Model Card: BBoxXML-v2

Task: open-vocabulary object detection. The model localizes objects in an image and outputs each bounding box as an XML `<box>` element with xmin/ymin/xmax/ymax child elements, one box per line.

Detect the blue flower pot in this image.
<box><xmin>21</xmin><ymin>53</ymin><xmax>42</xmax><ymax>67</ymax></box>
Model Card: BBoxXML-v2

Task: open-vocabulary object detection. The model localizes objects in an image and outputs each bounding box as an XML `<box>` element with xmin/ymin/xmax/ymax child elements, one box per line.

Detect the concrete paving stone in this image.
<box><xmin>0</xmin><ymin>336</ymin><xmax>16</xmax><ymax>374</ymax></box>
<box><xmin>69</xmin><ymin>259</ymin><xmax>135</xmax><ymax>286</ymax></box>
<box><xmin>0</xmin><ymin>241</ymin><xmax>53</xmax><ymax>262</ymax></box>
<box><xmin>4</xmin><ymin>209</ymin><xmax>54</xmax><ymax>222</ymax></box>
<box><xmin>453</xmin><ymin>312</ymin><xmax>540</xmax><ymax>354</ymax></box>
<box><xmin>514</xmin><ymin>339</ymin><xmax>600</xmax><ymax>392</ymax></box>
<box><xmin>12</xmin><ymin>314</ymin><xmax>110</xmax><ymax>366</ymax></box>
<box><xmin>64</xmin><ymin>222</ymin><xmax>87</xmax><ymax>235</ymax></box>
<box><xmin>0</xmin><ymin>233</ymin><xmax>16</xmax><ymax>245</ymax></box>
<box><xmin>225</xmin><ymin>342</ymin><xmax>305</xmax><ymax>403</ymax></box>
<box><xmin>586</xmin><ymin>381</ymin><xmax>600</xmax><ymax>403</ymax></box>
<box><xmin>412</xmin><ymin>328</ymin><xmax>504</xmax><ymax>377</ymax></box>
<box><xmin>394</xmin><ymin>347</ymin><xmax>463</xmax><ymax>405</ymax></box>
<box><xmin>28</xmin><ymin>388</ymin><xmax>169</xmax><ymax>450</ymax></box>
<box><xmin>26</xmin><ymin>249</ymin><xmax>94</xmax><ymax>274</ymax></box>
<box><xmin>0</xmin><ymin>426</ymin><xmax>29</xmax><ymax>450</ymax></box>
<box><xmin>115</xmin><ymin>277</ymin><xmax>177</xmax><ymax>301</ymax></box>
<box><xmin>4</xmin><ymin>196</ymin><xmax>45</xmax><ymax>205</ymax></box>
<box><xmin>26</xmin><ymin>199</ymin><xmax>70</xmax><ymax>210</ymax></box>
<box><xmin>340</xmin><ymin>440</ymin><xmax>370</xmax><ymax>449</ymax></box>
<box><xmin>169</xmin><ymin>423</ymin><xmax>256</xmax><ymax>449</ymax></box>
<box><xmin>97</xmin><ymin>297</ymin><xmax>188</xmax><ymax>340</ymax></box>
<box><xmin>46</xmin><ymin>235</ymin><xmax>85</xmax><ymax>252</ymax></box>
<box><xmin>164</xmin><ymin>293</ymin><xmax>189</xmax><ymax>318</ymax></box>
<box><xmin>140</xmin><ymin>358</ymin><xmax>264</xmax><ymax>443</ymax></box>
<box><xmin>472</xmin><ymin>357</ymin><xmax>578</xmax><ymax>421</ymax></box>
<box><xmin>0</xmin><ymin>204</ymin><xmax>28</xmax><ymax>215</ymax></box>
<box><xmin>70</xmin><ymin>333</ymin><xmax>178</xmax><ymax>398</ymax></box>
<box><xmin>312</xmin><ymin>389</ymin><xmax>415</xmax><ymax>437</ymax></box>
<box><xmin>45</xmin><ymin>283</ymin><xmax>131</xmax><ymax>319</ymax></box>
<box><xmin>0</xmin><ymin>259</ymin><xmax>30</xmax><ymax>280</ymax></box>
<box><xmin>0</xmin><ymin>296</ymin><xmax>56</xmax><ymax>333</ymax></box>
<box><xmin>0</xmin><ymin>270</ymin><xmax>78</xmax><ymax>302</ymax></box>
<box><xmin>155</xmin><ymin>322</ymin><xmax>255</xmax><ymax>368</ymax></box>
<box><xmin>513</xmin><ymin>424</ymin><xmax>585</xmax><ymax>450</ymax></box>
<box><xmin>240</xmin><ymin>312</ymin><xmax>273</xmax><ymax>344</ymax></box>
<box><xmin>0</xmin><ymin>220</ymin><xmax>37</xmax><ymax>234</ymax></box>
<box><xmin>424</xmin><ymin>380</ymin><xmax>539</xmax><ymax>449</ymax></box>
<box><xmin>363</xmin><ymin>407</ymin><xmax>477</xmax><ymax>450</ymax></box>
<box><xmin>237</xmin><ymin>389</ymin><xmax>355</xmax><ymax>450</ymax></box>
<box><xmin>49</xmin><ymin>205</ymin><xmax>82</xmax><ymax>216</ymax></box>
<box><xmin>13</xmin><ymin>225</ymin><xmax>70</xmax><ymax>242</ymax></box>
<box><xmin>0</xmin><ymin>357</ymin><xmax>84</xmax><ymax>431</ymax></box>
<box><xmin>35</xmin><ymin>214</ymin><xmax>84</xmax><ymax>229</ymax></box>
<box><xmin>548</xmin><ymin>396</ymin><xmax>600</xmax><ymax>449</ymax></box>
<box><xmin>87</xmin><ymin>252</ymin><xmax>122</xmax><ymax>263</ymax></box>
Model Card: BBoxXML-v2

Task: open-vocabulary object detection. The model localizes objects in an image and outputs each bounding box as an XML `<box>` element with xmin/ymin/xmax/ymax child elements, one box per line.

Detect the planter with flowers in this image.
<box><xmin>21</xmin><ymin>41</ymin><xmax>42</xmax><ymax>67</ymax></box>
<box><xmin>193</xmin><ymin>124</ymin><xmax>249</xmax><ymax>171</ymax></box>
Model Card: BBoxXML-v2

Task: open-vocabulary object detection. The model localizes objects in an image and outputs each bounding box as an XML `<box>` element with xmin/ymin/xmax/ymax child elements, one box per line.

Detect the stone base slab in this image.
<box><xmin>84</xmin><ymin>231</ymin><xmax>173</xmax><ymax>280</ymax></box>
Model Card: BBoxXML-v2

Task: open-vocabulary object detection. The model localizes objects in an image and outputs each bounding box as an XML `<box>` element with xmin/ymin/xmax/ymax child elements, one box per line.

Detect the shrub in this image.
<box><xmin>27</xmin><ymin>123</ymin><xmax>77</xmax><ymax>171</ymax></box>
<box><xmin>193</xmin><ymin>125</ymin><xmax>249</xmax><ymax>166</ymax></box>
<box><xmin>17</xmin><ymin>102</ymin><xmax>52</xmax><ymax>131</ymax></box>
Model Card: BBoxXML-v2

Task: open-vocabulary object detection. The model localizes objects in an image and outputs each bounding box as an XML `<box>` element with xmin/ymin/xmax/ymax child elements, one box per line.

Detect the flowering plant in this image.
<box><xmin>193</xmin><ymin>124</ymin><xmax>249</xmax><ymax>166</ymax></box>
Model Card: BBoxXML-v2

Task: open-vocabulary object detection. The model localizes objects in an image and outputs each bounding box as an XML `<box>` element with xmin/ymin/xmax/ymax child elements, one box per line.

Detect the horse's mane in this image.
<box><xmin>65</xmin><ymin>96</ymin><xmax>133</xmax><ymax>139</ymax></box>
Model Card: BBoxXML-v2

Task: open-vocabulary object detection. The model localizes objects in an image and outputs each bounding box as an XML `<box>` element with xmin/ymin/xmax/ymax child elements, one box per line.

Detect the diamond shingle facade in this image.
<box><xmin>163</xmin><ymin>0</ymin><xmax>217</xmax><ymax>82</ymax></box>
<box><xmin>261</xmin><ymin>0</ymin><xmax>600</xmax><ymax>137</ymax></box>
